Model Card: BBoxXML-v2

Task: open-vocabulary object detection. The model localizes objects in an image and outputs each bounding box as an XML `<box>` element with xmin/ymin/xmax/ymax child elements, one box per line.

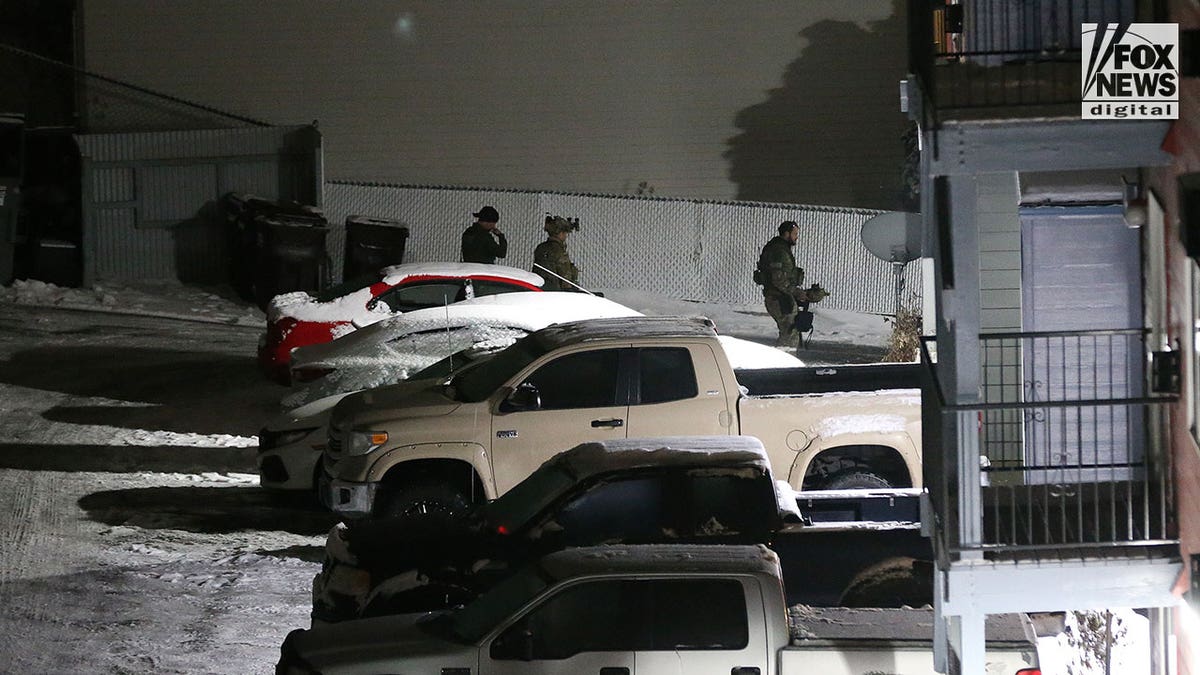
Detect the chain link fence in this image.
<box><xmin>2</xmin><ymin>42</ymin><xmax>266</xmax><ymax>132</ymax></box>
<box><xmin>325</xmin><ymin>181</ymin><xmax>922</xmax><ymax>316</ymax></box>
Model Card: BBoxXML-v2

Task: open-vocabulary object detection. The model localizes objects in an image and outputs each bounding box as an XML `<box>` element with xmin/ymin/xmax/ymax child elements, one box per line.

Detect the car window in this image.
<box><xmin>491</xmin><ymin>580</ymin><xmax>647</xmax><ymax>659</ymax></box>
<box><xmin>472</xmin><ymin>279</ymin><xmax>533</xmax><ymax>296</ymax></box>
<box><xmin>647</xmin><ymin>579</ymin><xmax>748</xmax><ymax>650</ymax></box>
<box><xmin>638</xmin><ymin>347</ymin><xmax>698</xmax><ymax>404</ymax></box>
<box><xmin>521</xmin><ymin>349</ymin><xmax>622</xmax><ymax>409</ymax></box>
<box><xmin>489</xmin><ymin>578</ymin><xmax>747</xmax><ymax>659</ymax></box>
<box><xmin>683</xmin><ymin>471</ymin><xmax>775</xmax><ymax>538</ymax></box>
<box><xmin>453</xmin><ymin>337</ymin><xmax>548</xmax><ymax>402</ymax></box>
<box><xmin>375</xmin><ymin>281</ymin><xmax>465</xmax><ymax>312</ymax></box>
<box><xmin>548</xmin><ymin>476</ymin><xmax>669</xmax><ymax>545</ymax></box>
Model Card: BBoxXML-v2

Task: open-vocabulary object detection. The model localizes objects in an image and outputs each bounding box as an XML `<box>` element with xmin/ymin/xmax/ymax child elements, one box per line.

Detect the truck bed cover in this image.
<box><xmin>736</xmin><ymin>363</ymin><xmax>925</xmax><ymax>396</ymax></box>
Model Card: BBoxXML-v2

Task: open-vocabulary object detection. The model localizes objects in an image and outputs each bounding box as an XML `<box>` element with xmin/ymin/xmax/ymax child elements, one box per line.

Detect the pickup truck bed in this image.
<box><xmin>735</xmin><ymin>363</ymin><xmax>925</xmax><ymax>396</ymax></box>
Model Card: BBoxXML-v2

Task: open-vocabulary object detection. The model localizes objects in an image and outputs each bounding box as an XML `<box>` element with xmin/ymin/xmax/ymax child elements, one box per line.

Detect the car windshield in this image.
<box><xmin>312</xmin><ymin>272</ymin><xmax>381</xmax><ymax>303</ymax></box>
<box><xmin>483</xmin><ymin>463</ymin><xmax>577</xmax><ymax>532</ymax></box>
<box><xmin>432</xmin><ymin>566</ymin><xmax>550</xmax><ymax>643</ymax></box>
<box><xmin>451</xmin><ymin>336</ymin><xmax>548</xmax><ymax>402</ymax></box>
<box><xmin>409</xmin><ymin>345</ymin><xmax>504</xmax><ymax>383</ymax></box>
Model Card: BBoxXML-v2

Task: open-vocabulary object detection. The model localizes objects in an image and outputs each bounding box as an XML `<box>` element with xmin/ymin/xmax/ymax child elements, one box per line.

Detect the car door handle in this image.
<box><xmin>732</xmin><ymin>668</ymin><xmax>761</xmax><ymax>675</ymax></box>
<box><xmin>591</xmin><ymin>418</ymin><xmax>624</xmax><ymax>428</ymax></box>
<box><xmin>599</xmin><ymin>668</ymin><xmax>630</xmax><ymax>675</ymax></box>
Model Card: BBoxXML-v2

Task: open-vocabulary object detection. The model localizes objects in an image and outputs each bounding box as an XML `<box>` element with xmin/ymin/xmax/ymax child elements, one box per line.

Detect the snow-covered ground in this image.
<box><xmin>0</xmin><ymin>280</ymin><xmax>894</xmax><ymax>674</ymax></box>
<box><xmin>0</xmin><ymin>279</ymin><xmax>1144</xmax><ymax>673</ymax></box>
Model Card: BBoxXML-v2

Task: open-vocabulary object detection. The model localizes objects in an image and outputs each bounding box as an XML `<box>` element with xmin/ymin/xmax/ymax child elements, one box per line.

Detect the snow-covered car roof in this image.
<box><xmin>378</xmin><ymin>262</ymin><xmax>543</xmax><ymax>287</ymax></box>
<box><xmin>531</xmin><ymin>315</ymin><xmax>717</xmax><ymax>350</ymax></box>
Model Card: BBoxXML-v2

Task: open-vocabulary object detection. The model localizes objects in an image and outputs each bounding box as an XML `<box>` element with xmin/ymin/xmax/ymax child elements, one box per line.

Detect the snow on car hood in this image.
<box><xmin>334</xmin><ymin>381</ymin><xmax>460</xmax><ymax>426</ymax></box>
<box><xmin>266</xmin><ymin>391</ymin><xmax>354</xmax><ymax>431</ymax></box>
<box><xmin>283</xmin><ymin>292</ymin><xmax>643</xmax><ymax>408</ymax></box>
<box><xmin>293</xmin><ymin>291</ymin><xmax>642</xmax><ymax>368</ymax></box>
<box><xmin>267</xmin><ymin>287</ymin><xmax>391</xmax><ymax>325</ymax></box>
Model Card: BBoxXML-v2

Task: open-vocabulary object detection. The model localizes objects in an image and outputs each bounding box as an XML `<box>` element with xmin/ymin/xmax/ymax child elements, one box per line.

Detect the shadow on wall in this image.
<box><xmin>173</xmin><ymin>200</ymin><xmax>229</xmax><ymax>285</ymax></box>
<box><xmin>725</xmin><ymin>0</ymin><xmax>908</xmax><ymax>210</ymax></box>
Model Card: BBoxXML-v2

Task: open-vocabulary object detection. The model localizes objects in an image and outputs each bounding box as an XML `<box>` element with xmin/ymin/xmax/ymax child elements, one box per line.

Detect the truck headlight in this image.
<box><xmin>346</xmin><ymin>430</ymin><xmax>389</xmax><ymax>456</ymax></box>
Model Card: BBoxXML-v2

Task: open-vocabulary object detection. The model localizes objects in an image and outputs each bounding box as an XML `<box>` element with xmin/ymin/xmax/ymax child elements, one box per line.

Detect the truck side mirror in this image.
<box><xmin>491</xmin><ymin>626</ymin><xmax>535</xmax><ymax>661</ymax></box>
<box><xmin>503</xmin><ymin>382</ymin><xmax>541</xmax><ymax>412</ymax></box>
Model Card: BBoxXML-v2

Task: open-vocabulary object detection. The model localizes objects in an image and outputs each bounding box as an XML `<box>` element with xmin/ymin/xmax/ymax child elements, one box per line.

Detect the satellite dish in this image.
<box><xmin>861</xmin><ymin>212</ymin><xmax>922</xmax><ymax>264</ymax></box>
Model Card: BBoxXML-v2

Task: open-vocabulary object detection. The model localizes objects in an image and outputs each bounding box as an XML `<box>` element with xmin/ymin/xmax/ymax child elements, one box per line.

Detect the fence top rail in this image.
<box><xmin>979</xmin><ymin>328</ymin><xmax>1150</xmax><ymax>340</ymax></box>
<box><xmin>939</xmin><ymin>395</ymin><xmax>1178</xmax><ymax>412</ymax></box>
<box><xmin>325</xmin><ymin>179</ymin><xmax>888</xmax><ymax>216</ymax></box>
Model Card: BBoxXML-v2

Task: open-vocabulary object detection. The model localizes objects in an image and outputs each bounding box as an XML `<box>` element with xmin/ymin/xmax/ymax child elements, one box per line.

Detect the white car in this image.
<box><xmin>282</xmin><ymin>292</ymin><xmax>644</xmax><ymax>408</ymax></box>
<box><xmin>259</xmin><ymin>346</ymin><xmax>500</xmax><ymax>492</ymax></box>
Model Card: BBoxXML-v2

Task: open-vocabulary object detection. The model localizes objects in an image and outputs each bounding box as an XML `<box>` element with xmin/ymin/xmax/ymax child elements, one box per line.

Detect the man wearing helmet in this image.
<box><xmin>755</xmin><ymin>220</ymin><xmax>829</xmax><ymax>348</ymax></box>
<box><xmin>533</xmin><ymin>215</ymin><xmax>581</xmax><ymax>291</ymax></box>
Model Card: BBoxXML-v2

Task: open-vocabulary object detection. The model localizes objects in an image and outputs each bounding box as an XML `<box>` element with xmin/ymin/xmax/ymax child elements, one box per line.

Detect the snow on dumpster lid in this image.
<box><xmin>539</xmin><ymin>543</ymin><xmax>780</xmax><ymax>581</ymax></box>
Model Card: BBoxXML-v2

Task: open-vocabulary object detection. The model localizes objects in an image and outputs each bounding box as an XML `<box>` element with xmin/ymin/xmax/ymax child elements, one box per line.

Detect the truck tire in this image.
<box><xmin>838</xmin><ymin>556</ymin><xmax>934</xmax><ymax>608</ymax></box>
<box><xmin>376</xmin><ymin>482</ymin><xmax>470</xmax><ymax>521</ymax></box>
<box><xmin>822</xmin><ymin>469</ymin><xmax>892</xmax><ymax>490</ymax></box>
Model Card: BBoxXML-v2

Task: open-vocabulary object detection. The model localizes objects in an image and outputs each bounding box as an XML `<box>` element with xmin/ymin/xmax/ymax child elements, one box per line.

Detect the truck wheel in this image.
<box><xmin>376</xmin><ymin>482</ymin><xmax>469</xmax><ymax>521</ymax></box>
<box><xmin>838</xmin><ymin>556</ymin><xmax>934</xmax><ymax>608</ymax></box>
<box><xmin>821</xmin><ymin>470</ymin><xmax>892</xmax><ymax>490</ymax></box>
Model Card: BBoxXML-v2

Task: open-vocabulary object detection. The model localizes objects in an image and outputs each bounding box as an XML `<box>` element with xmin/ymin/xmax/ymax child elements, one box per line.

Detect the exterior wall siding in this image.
<box><xmin>79</xmin><ymin>0</ymin><xmax>907</xmax><ymax>210</ymax></box>
<box><xmin>325</xmin><ymin>181</ymin><xmax>920</xmax><ymax>316</ymax></box>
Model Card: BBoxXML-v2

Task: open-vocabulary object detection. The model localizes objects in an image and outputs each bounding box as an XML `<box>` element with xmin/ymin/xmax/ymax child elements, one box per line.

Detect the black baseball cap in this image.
<box><xmin>474</xmin><ymin>206</ymin><xmax>500</xmax><ymax>223</ymax></box>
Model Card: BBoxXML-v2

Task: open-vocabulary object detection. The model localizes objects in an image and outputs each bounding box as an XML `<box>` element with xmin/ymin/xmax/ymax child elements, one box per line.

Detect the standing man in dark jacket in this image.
<box><xmin>756</xmin><ymin>220</ymin><xmax>828</xmax><ymax>347</ymax></box>
<box><xmin>461</xmin><ymin>206</ymin><xmax>507</xmax><ymax>264</ymax></box>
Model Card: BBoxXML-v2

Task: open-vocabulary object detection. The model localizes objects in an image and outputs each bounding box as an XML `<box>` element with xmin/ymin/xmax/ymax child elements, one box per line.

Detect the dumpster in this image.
<box><xmin>252</xmin><ymin>214</ymin><xmax>331</xmax><ymax>311</ymax></box>
<box><xmin>30</xmin><ymin>238</ymin><xmax>81</xmax><ymax>287</ymax></box>
<box><xmin>343</xmin><ymin>215</ymin><xmax>409</xmax><ymax>279</ymax></box>
<box><xmin>221</xmin><ymin>192</ymin><xmax>324</xmax><ymax>302</ymax></box>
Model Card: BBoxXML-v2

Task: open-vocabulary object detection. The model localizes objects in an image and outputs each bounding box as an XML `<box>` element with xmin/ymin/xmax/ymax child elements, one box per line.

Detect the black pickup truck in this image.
<box><xmin>311</xmin><ymin>435</ymin><xmax>930</xmax><ymax>623</ymax></box>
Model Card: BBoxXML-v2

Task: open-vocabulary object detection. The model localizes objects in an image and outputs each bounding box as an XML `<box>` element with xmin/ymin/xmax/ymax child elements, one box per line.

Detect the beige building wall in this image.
<box><xmin>79</xmin><ymin>0</ymin><xmax>907</xmax><ymax>208</ymax></box>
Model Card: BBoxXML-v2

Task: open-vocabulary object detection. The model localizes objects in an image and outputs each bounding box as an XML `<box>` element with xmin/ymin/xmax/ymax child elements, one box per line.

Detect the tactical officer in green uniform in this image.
<box><xmin>533</xmin><ymin>215</ymin><xmax>581</xmax><ymax>291</ymax></box>
<box><xmin>756</xmin><ymin>220</ymin><xmax>829</xmax><ymax>347</ymax></box>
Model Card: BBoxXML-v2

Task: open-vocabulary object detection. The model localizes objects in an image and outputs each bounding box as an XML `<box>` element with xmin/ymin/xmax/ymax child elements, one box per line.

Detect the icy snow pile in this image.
<box><xmin>0</xmin><ymin>279</ymin><xmax>264</xmax><ymax>326</ymax></box>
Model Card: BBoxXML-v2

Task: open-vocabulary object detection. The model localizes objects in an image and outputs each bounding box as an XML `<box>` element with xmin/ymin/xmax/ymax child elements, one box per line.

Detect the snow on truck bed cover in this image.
<box><xmin>548</xmin><ymin>436</ymin><xmax>772</xmax><ymax>478</ymax></box>
<box><xmin>788</xmin><ymin>606</ymin><xmax>1031</xmax><ymax>645</ymax></box>
<box><xmin>537</xmin><ymin>543</ymin><xmax>781</xmax><ymax>580</ymax></box>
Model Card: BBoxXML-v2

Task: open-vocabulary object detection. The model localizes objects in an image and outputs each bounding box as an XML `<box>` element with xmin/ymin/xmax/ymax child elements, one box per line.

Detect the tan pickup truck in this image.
<box><xmin>320</xmin><ymin>316</ymin><xmax>923</xmax><ymax>519</ymax></box>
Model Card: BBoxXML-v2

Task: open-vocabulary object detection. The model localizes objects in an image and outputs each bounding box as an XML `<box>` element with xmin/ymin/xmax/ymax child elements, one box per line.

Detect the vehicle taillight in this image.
<box><xmin>1015</xmin><ymin>668</ymin><xmax>1040</xmax><ymax>675</ymax></box>
<box><xmin>497</xmin><ymin>525</ymin><xmax>509</xmax><ymax>535</ymax></box>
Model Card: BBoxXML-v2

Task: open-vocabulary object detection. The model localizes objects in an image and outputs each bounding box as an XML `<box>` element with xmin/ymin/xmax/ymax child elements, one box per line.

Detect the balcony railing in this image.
<box><xmin>921</xmin><ymin>329</ymin><xmax>1177</xmax><ymax>560</ymax></box>
<box><xmin>909</xmin><ymin>0</ymin><xmax>1141</xmax><ymax>123</ymax></box>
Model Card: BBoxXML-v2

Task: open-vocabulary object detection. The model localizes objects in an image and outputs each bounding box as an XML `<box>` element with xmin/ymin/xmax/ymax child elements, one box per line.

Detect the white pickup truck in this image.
<box><xmin>277</xmin><ymin>544</ymin><xmax>1040</xmax><ymax>675</ymax></box>
<box><xmin>320</xmin><ymin>316</ymin><xmax>923</xmax><ymax>519</ymax></box>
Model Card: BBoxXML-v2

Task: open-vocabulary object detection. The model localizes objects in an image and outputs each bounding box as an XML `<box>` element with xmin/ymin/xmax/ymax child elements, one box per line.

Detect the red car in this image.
<box><xmin>258</xmin><ymin>262</ymin><xmax>543</xmax><ymax>382</ymax></box>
